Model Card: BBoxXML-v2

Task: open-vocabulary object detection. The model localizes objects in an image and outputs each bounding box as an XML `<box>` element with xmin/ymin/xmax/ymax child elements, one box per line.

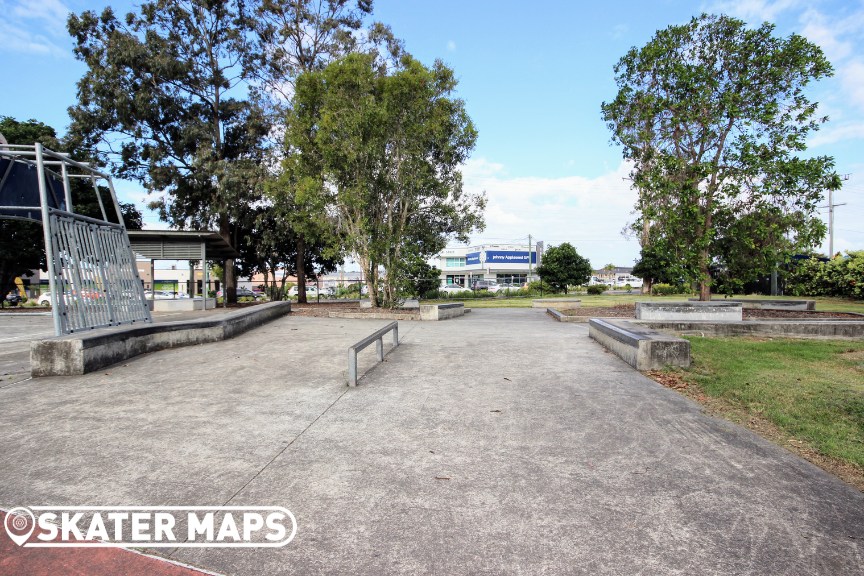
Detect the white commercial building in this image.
<box><xmin>436</xmin><ymin>242</ymin><xmax>544</xmax><ymax>287</ymax></box>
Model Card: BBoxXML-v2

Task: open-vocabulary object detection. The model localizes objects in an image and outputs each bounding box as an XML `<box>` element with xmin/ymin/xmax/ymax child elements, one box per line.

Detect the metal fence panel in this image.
<box><xmin>48</xmin><ymin>210</ymin><xmax>151</xmax><ymax>334</ymax></box>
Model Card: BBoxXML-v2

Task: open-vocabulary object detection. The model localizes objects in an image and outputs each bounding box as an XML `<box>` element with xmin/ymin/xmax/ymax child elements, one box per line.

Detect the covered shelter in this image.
<box><xmin>127</xmin><ymin>230</ymin><xmax>238</xmax><ymax>311</ymax></box>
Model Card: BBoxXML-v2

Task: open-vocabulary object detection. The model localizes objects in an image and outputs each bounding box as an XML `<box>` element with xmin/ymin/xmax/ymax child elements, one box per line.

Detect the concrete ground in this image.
<box><xmin>0</xmin><ymin>308</ymin><xmax>862</xmax><ymax>575</ymax></box>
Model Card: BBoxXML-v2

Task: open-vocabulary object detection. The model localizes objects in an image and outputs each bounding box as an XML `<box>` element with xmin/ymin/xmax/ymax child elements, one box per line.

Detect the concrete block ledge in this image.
<box><xmin>636</xmin><ymin>301</ymin><xmax>743</xmax><ymax>321</ymax></box>
<box><xmin>688</xmin><ymin>298</ymin><xmax>816</xmax><ymax>311</ymax></box>
<box><xmin>30</xmin><ymin>301</ymin><xmax>292</xmax><ymax>377</ymax></box>
<box><xmin>634</xmin><ymin>319</ymin><xmax>864</xmax><ymax>339</ymax></box>
<box><xmin>588</xmin><ymin>318</ymin><xmax>691</xmax><ymax>371</ymax></box>
<box><xmin>546</xmin><ymin>308</ymin><xmax>584</xmax><ymax>322</ymax></box>
<box><xmin>420</xmin><ymin>302</ymin><xmax>465</xmax><ymax>321</ymax></box>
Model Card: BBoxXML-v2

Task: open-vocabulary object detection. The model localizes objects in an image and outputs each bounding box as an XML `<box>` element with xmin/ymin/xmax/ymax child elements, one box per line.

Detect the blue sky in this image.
<box><xmin>1</xmin><ymin>0</ymin><xmax>862</xmax><ymax>269</ymax></box>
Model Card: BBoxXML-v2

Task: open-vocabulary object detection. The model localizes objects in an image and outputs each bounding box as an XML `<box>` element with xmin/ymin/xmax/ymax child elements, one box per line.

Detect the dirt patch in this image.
<box><xmin>290</xmin><ymin>301</ymin><xmax>361</xmax><ymax>317</ymax></box>
<box><xmin>562</xmin><ymin>304</ymin><xmax>635</xmax><ymax>318</ymax></box>
<box><xmin>646</xmin><ymin>370</ymin><xmax>864</xmax><ymax>492</ymax></box>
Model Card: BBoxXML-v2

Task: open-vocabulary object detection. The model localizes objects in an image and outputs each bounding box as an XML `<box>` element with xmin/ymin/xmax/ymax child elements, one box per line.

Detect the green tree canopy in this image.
<box><xmin>602</xmin><ymin>13</ymin><xmax>837</xmax><ymax>300</ymax></box>
<box><xmin>535</xmin><ymin>243</ymin><xmax>592</xmax><ymax>294</ymax></box>
<box><xmin>287</xmin><ymin>52</ymin><xmax>484</xmax><ymax>307</ymax></box>
<box><xmin>68</xmin><ymin>1</ymin><xmax>268</xmax><ymax>302</ymax></box>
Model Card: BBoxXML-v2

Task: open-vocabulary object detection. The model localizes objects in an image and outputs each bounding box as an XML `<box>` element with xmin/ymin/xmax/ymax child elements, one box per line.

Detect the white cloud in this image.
<box><xmin>460</xmin><ymin>159</ymin><xmax>641</xmax><ymax>266</ymax></box>
<box><xmin>809</xmin><ymin>121</ymin><xmax>864</xmax><ymax>147</ymax></box>
<box><xmin>839</xmin><ymin>60</ymin><xmax>864</xmax><ymax>111</ymax></box>
<box><xmin>0</xmin><ymin>0</ymin><xmax>73</xmax><ymax>57</ymax></box>
<box><xmin>705</xmin><ymin>0</ymin><xmax>805</xmax><ymax>23</ymax></box>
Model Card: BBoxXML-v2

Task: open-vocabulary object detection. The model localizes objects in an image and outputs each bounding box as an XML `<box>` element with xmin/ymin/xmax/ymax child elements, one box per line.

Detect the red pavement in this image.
<box><xmin>0</xmin><ymin>511</ymin><xmax>217</xmax><ymax>576</ymax></box>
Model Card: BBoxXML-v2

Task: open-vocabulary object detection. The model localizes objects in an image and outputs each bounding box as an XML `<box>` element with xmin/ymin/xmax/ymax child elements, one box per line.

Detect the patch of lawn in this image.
<box><xmin>678</xmin><ymin>337</ymin><xmax>864</xmax><ymax>471</ymax></box>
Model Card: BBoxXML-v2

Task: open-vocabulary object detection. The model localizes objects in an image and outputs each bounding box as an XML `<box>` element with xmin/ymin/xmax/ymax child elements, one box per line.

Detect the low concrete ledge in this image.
<box><xmin>31</xmin><ymin>301</ymin><xmax>291</xmax><ymax>377</ymax></box>
<box><xmin>634</xmin><ymin>319</ymin><xmax>864</xmax><ymax>339</ymax></box>
<box><xmin>546</xmin><ymin>308</ymin><xmax>583</xmax><ymax>322</ymax></box>
<box><xmin>589</xmin><ymin>318</ymin><xmax>691</xmax><ymax>370</ymax></box>
<box><xmin>688</xmin><ymin>298</ymin><xmax>816</xmax><ymax>311</ymax></box>
<box><xmin>635</xmin><ymin>301</ymin><xmax>742</xmax><ymax>321</ymax></box>
<box><xmin>420</xmin><ymin>302</ymin><xmax>465</xmax><ymax>321</ymax></box>
<box><xmin>532</xmin><ymin>298</ymin><xmax>581</xmax><ymax>310</ymax></box>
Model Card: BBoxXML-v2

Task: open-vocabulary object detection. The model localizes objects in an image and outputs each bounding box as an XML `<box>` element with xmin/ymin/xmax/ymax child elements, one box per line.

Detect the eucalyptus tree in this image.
<box><xmin>251</xmin><ymin>1</ymin><xmax>403</xmax><ymax>303</ymax></box>
<box><xmin>602</xmin><ymin>13</ymin><xmax>838</xmax><ymax>300</ymax></box>
<box><xmin>288</xmin><ymin>53</ymin><xmax>484</xmax><ymax>307</ymax></box>
<box><xmin>68</xmin><ymin>1</ymin><xmax>268</xmax><ymax>302</ymax></box>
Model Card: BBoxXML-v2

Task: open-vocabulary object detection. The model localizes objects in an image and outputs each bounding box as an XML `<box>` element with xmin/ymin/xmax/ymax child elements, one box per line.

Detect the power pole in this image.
<box><xmin>825</xmin><ymin>175</ymin><xmax>849</xmax><ymax>257</ymax></box>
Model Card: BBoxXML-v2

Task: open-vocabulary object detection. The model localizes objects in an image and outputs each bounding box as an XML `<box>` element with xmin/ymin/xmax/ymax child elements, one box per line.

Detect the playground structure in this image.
<box><xmin>0</xmin><ymin>141</ymin><xmax>152</xmax><ymax>335</ymax></box>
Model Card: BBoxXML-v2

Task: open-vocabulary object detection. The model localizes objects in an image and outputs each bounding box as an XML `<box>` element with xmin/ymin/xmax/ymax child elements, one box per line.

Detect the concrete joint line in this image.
<box><xmin>219</xmin><ymin>386</ymin><xmax>352</xmax><ymax>509</ymax></box>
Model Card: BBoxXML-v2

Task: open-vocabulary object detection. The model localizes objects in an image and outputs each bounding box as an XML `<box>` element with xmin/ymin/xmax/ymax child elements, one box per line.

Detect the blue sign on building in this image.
<box><xmin>484</xmin><ymin>250</ymin><xmax>536</xmax><ymax>264</ymax></box>
<box><xmin>466</xmin><ymin>252</ymin><xmax>481</xmax><ymax>265</ymax></box>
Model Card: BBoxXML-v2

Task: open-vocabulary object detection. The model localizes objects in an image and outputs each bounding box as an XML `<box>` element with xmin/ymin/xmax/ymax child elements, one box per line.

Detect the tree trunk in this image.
<box><xmin>296</xmin><ymin>236</ymin><xmax>307</xmax><ymax>304</ymax></box>
<box><xmin>218</xmin><ymin>216</ymin><xmax>236</xmax><ymax>304</ymax></box>
<box><xmin>642</xmin><ymin>279</ymin><xmax>652</xmax><ymax>294</ymax></box>
<box><xmin>698</xmin><ymin>261</ymin><xmax>712</xmax><ymax>301</ymax></box>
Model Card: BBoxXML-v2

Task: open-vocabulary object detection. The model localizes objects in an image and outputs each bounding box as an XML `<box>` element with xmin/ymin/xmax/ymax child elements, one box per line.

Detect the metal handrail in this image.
<box><xmin>347</xmin><ymin>321</ymin><xmax>399</xmax><ymax>387</ymax></box>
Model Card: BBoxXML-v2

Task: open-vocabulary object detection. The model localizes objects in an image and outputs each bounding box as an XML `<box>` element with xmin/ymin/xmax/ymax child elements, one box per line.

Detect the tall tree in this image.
<box><xmin>289</xmin><ymin>53</ymin><xmax>484</xmax><ymax>307</ymax></box>
<box><xmin>68</xmin><ymin>1</ymin><xmax>267</xmax><ymax>303</ymax></box>
<box><xmin>535</xmin><ymin>243</ymin><xmax>592</xmax><ymax>294</ymax></box>
<box><xmin>602</xmin><ymin>13</ymin><xmax>837</xmax><ymax>300</ymax></box>
<box><xmin>251</xmin><ymin>0</ymin><xmax>399</xmax><ymax>303</ymax></box>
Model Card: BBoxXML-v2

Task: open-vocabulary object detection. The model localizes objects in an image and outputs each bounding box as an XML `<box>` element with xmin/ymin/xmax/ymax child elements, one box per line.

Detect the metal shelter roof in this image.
<box><xmin>127</xmin><ymin>230</ymin><xmax>239</xmax><ymax>260</ymax></box>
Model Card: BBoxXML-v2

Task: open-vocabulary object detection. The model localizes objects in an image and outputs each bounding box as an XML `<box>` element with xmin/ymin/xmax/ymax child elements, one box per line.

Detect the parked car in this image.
<box><xmin>235</xmin><ymin>287</ymin><xmax>259</xmax><ymax>299</ymax></box>
<box><xmin>144</xmin><ymin>290</ymin><xmax>177</xmax><ymax>300</ymax></box>
<box><xmin>5</xmin><ymin>291</ymin><xmax>22</xmax><ymax>306</ymax></box>
<box><xmin>37</xmin><ymin>292</ymin><xmax>53</xmax><ymax>306</ymax></box>
<box><xmin>288</xmin><ymin>285</ymin><xmax>320</xmax><ymax>297</ymax></box>
<box><xmin>471</xmin><ymin>279</ymin><xmax>501</xmax><ymax>293</ymax></box>
<box><xmin>440</xmin><ymin>284</ymin><xmax>471</xmax><ymax>294</ymax></box>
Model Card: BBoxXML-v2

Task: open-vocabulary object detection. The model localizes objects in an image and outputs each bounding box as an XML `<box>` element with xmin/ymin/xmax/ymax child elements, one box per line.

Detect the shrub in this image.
<box><xmin>586</xmin><ymin>284</ymin><xmax>607</xmax><ymax>295</ymax></box>
<box><xmin>787</xmin><ymin>251</ymin><xmax>864</xmax><ymax>299</ymax></box>
<box><xmin>651</xmin><ymin>283</ymin><xmax>679</xmax><ymax>296</ymax></box>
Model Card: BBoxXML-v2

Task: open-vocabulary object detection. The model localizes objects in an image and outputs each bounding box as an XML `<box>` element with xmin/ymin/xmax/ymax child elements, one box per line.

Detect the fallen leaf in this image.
<box><xmin>490</xmin><ymin>409</ymin><xmax>502</xmax><ymax>413</ymax></box>
<box><xmin>435</xmin><ymin>476</ymin><xmax>451</xmax><ymax>480</ymax></box>
<box><xmin>503</xmin><ymin>377</ymin><xmax>511</xmax><ymax>381</ymax></box>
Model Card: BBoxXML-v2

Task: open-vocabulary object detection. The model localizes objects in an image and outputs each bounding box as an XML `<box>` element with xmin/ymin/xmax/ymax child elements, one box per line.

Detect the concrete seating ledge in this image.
<box><xmin>31</xmin><ymin>301</ymin><xmax>292</xmax><ymax>377</ymax></box>
<box><xmin>636</xmin><ymin>301</ymin><xmax>743</xmax><ymax>321</ymax></box>
<box><xmin>588</xmin><ymin>318</ymin><xmax>691</xmax><ymax>371</ymax></box>
<box><xmin>420</xmin><ymin>302</ymin><xmax>465</xmax><ymax>321</ymax></box>
<box><xmin>633</xmin><ymin>319</ymin><xmax>864</xmax><ymax>339</ymax></box>
<box><xmin>687</xmin><ymin>298</ymin><xmax>816</xmax><ymax>311</ymax></box>
<box><xmin>546</xmin><ymin>308</ymin><xmax>583</xmax><ymax>322</ymax></box>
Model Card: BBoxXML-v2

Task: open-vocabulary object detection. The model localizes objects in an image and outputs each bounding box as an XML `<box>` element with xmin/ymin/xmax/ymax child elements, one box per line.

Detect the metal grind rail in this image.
<box><xmin>347</xmin><ymin>321</ymin><xmax>399</xmax><ymax>387</ymax></box>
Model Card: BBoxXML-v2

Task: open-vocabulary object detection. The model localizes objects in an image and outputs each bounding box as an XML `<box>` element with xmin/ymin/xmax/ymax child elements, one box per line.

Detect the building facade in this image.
<box><xmin>436</xmin><ymin>242</ymin><xmax>544</xmax><ymax>287</ymax></box>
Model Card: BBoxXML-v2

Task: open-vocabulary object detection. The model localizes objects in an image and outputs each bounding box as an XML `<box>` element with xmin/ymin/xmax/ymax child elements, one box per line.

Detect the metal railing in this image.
<box><xmin>348</xmin><ymin>321</ymin><xmax>399</xmax><ymax>387</ymax></box>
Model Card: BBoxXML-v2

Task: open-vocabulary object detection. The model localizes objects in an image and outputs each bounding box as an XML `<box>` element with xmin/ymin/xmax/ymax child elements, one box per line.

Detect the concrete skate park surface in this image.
<box><xmin>0</xmin><ymin>308</ymin><xmax>862</xmax><ymax>575</ymax></box>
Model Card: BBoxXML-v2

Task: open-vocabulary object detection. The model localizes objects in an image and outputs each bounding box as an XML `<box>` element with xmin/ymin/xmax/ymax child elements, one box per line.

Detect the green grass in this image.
<box><xmin>679</xmin><ymin>337</ymin><xmax>864</xmax><ymax>468</ymax></box>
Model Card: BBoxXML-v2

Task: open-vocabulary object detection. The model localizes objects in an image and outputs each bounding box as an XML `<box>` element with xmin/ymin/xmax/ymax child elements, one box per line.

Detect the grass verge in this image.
<box><xmin>648</xmin><ymin>337</ymin><xmax>864</xmax><ymax>491</ymax></box>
